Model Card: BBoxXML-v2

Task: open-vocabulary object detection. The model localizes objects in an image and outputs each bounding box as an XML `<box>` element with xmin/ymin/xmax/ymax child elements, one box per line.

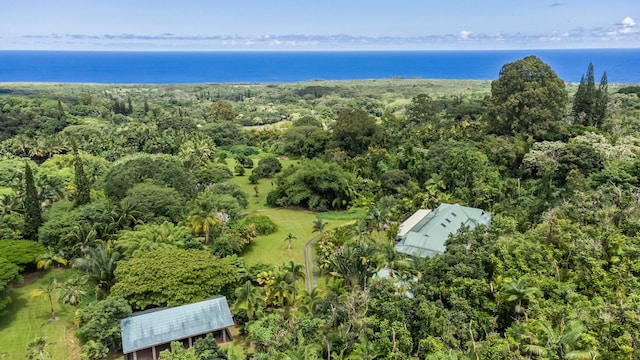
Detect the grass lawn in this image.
<box><xmin>230</xmin><ymin>160</ymin><xmax>366</xmax><ymax>267</ymax></box>
<box><xmin>0</xmin><ymin>269</ymin><xmax>81</xmax><ymax>360</ymax></box>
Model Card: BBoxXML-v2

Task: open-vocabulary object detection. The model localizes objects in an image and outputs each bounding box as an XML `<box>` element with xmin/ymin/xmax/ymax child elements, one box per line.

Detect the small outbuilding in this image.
<box><xmin>395</xmin><ymin>203</ymin><xmax>492</xmax><ymax>258</ymax></box>
<box><xmin>120</xmin><ymin>296</ymin><xmax>234</xmax><ymax>360</ymax></box>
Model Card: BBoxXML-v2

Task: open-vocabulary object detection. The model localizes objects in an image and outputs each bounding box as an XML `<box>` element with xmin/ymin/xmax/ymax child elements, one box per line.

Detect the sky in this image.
<box><xmin>2</xmin><ymin>0</ymin><xmax>639</xmax><ymax>51</ymax></box>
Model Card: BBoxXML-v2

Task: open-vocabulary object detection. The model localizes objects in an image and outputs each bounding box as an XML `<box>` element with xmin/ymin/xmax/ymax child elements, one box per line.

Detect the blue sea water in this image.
<box><xmin>0</xmin><ymin>49</ymin><xmax>638</xmax><ymax>84</ymax></box>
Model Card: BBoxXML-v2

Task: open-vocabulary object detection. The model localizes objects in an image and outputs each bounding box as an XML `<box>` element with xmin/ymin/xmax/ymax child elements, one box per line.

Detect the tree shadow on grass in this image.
<box><xmin>0</xmin><ymin>289</ymin><xmax>27</xmax><ymax>330</ymax></box>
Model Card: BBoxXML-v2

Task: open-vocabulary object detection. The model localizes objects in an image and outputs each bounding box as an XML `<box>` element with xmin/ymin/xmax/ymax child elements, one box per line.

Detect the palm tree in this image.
<box><xmin>327</xmin><ymin>240</ymin><xmax>379</xmax><ymax>289</ymax></box>
<box><xmin>284</xmin><ymin>233</ymin><xmax>297</xmax><ymax>250</ymax></box>
<box><xmin>280</xmin><ymin>261</ymin><xmax>305</xmax><ymax>302</ymax></box>
<box><xmin>524</xmin><ymin>319</ymin><xmax>598</xmax><ymax>359</ymax></box>
<box><xmin>59</xmin><ymin>277</ymin><xmax>87</xmax><ymax>307</ymax></box>
<box><xmin>366</xmin><ymin>205</ymin><xmax>389</xmax><ymax>242</ymax></box>
<box><xmin>73</xmin><ymin>244</ymin><xmax>120</xmax><ymax>298</ymax></box>
<box><xmin>266</xmin><ymin>271</ymin><xmax>297</xmax><ymax>308</ymax></box>
<box><xmin>179</xmin><ymin>132</ymin><xmax>217</xmax><ymax>170</ymax></box>
<box><xmin>37</xmin><ymin>247</ymin><xmax>67</xmax><ymax>281</ymax></box>
<box><xmin>29</xmin><ymin>278</ymin><xmax>58</xmax><ymax>319</ymax></box>
<box><xmin>282</xmin><ymin>260</ymin><xmax>306</xmax><ymax>283</ymax></box>
<box><xmin>68</xmin><ymin>223</ymin><xmax>98</xmax><ymax>256</ymax></box>
<box><xmin>188</xmin><ymin>196</ymin><xmax>222</xmax><ymax>244</ymax></box>
<box><xmin>298</xmin><ymin>287</ymin><xmax>325</xmax><ymax>316</ymax></box>
<box><xmin>37</xmin><ymin>247</ymin><xmax>67</xmax><ymax>271</ymax></box>
<box><xmin>233</xmin><ymin>280</ymin><xmax>265</xmax><ymax>321</ymax></box>
<box><xmin>378</xmin><ymin>243</ymin><xmax>411</xmax><ymax>279</ymax></box>
<box><xmin>312</xmin><ymin>217</ymin><xmax>328</xmax><ymax>237</ymax></box>
<box><xmin>0</xmin><ymin>193</ymin><xmax>23</xmax><ymax>215</ymax></box>
<box><xmin>25</xmin><ymin>337</ymin><xmax>52</xmax><ymax>360</ymax></box>
<box><xmin>116</xmin><ymin>199</ymin><xmax>143</xmax><ymax>230</ymax></box>
<box><xmin>501</xmin><ymin>277</ymin><xmax>538</xmax><ymax>322</ymax></box>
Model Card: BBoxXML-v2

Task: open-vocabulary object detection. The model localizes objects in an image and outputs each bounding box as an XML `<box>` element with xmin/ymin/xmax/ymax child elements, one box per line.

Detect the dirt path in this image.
<box><xmin>303</xmin><ymin>235</ymin><xmax>321</xmax><ymax>292</ymax></box>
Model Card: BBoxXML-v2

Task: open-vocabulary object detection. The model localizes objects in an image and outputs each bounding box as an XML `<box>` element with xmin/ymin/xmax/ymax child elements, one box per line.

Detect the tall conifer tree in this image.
<box><xmin>573</xmin><ymin>63</ymin><xmax>608</xmax><ymax>127</ymax></box>
<box><xmin>593</xmin><ymin>72</ymin><xmax>608</xmax><ymax>128</ymax></box>
<box><xmin>572</xmin><ymin>75</ymin><xmax>587</xmax><ymax>123</ymax></box>
<box><xmin>24</xmin><ymin>162</ymin><xmax>42</xmax><ymax>240</ymax></box>
<box><xmin>127</xmin><ymin>97</ymin><xmax>133</xmax><ymax>115</ymax></box>
<box><xmin>572</xmin><ymin>63</ymin><xmax>596</xmax><ymax>125</ymax></box>
<box><xmin>73</xmin><ymin>147</ymin><xmax>90</xmax><ymax>207</ymax></box>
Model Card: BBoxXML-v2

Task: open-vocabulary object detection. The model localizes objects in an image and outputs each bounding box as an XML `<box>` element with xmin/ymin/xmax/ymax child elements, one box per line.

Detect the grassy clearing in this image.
<box><xmin>230</xmin><ymin>160</ymin><xmax>365</xmax><ymax>267</ymax></box>
<box><xmin>0</xmin><ymin>269</ymin><xmax>81</xmax><ymax>360</ymax></box>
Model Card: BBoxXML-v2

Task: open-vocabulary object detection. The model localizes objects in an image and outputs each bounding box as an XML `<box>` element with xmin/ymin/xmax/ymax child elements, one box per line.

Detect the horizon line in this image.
<box><xmin>2</xmin><ymin>47</ymin><xmax>640</xmax><ymax>52</ymax></box>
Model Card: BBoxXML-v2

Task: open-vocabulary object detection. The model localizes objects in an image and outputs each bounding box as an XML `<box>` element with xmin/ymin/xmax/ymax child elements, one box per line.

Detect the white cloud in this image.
<box><xmin>459</xmin><ymin>30</ymin><xmax>472</xmax><ymax>40</ymax></box>
<box><xmin>623</xmin><ymin>17</ymin><xmax>636</xmax><ymax>27</ymax></box>
<box><xmin>11</xmin><ymin>26</ymin><xmax>640</xmax><ymax>50</ymax></box>
<box><xmin>620</xmin><ymin>17</ymin><xmax>638</xmax><ymax>34</ymax></box>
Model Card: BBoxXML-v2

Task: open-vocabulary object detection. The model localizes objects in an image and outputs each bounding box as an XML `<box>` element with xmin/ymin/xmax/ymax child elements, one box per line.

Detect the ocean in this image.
<box><xmin>0</xmin><ymin>49</ymin><xmax>638</xmax><ymax>84</ymax></box>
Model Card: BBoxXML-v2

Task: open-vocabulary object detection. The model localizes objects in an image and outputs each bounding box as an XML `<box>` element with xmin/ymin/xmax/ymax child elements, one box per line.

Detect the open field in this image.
<box><xmin>0</xmin><ymin>269</ymin><xmax>81</xmax><ymax>360</ymax></box>
<box><xmin>231</xmin><ymin>159</ymin><xmax>365</xmax><ymax>267</ymax></box>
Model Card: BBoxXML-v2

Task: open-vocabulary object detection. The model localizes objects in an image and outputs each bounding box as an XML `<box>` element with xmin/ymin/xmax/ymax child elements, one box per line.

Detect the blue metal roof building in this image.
<box><xmin>120</xmin><ymin>296</ymin><xmax>234</xmax><ymax>360</ymax></box>
<box><xmin>395</xmin><ymin>203</ymin><xmax>492</xmax><ymax>258</ymax></box>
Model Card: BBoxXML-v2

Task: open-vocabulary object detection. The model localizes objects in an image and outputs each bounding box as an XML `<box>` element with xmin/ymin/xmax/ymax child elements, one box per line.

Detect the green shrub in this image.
<box><xmin>0</xmin><ymin>240</ymin><xmax>46</xmax><ymax>270</ymax></box>
<box><xmin>227</xmin><ymin>144</ymin><xmax>259</xmax><ymax>156</ymax></box>
<box><xmin>252</xmin><ymin>157</ymin><xmax>282</xmax><ymax>179</ymax></box>
<box><xmin>240</xmin><ymin>215</ymin><xmax>278</xmax><ymax>236</ymax></box>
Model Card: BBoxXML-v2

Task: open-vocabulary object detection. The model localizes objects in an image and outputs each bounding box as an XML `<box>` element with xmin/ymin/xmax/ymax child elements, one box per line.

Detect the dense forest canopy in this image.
<box><xmin>1</xmin><ymin>57</ymin><xmax>640</xmax><ymax>359</ymax></box>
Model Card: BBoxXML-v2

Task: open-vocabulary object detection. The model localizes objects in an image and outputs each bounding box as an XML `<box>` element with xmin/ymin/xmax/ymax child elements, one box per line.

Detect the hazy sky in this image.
<box><xmin>2</xmin><ymin>0</ymin><xmax>639</xmax><ymax>50</ymax></box>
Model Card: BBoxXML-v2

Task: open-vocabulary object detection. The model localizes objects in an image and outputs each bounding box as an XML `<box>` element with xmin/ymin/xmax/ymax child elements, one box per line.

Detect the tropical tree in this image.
<box><xmin>159</xmin><ymin>341</ymin><xmax>198</xmax><ymax>360</ymax></box>
<box><xmin>111</xmin><ymin>249</ymin><xmax>240</xmax><ymax>309</ymax></box>
<box><xmin>80</xmin><ymin>340</ymin><xmax>109</xmax><ymax>360</ymax></box>
<box><xmin>330</xmin><ymin>108</ymin><xmax>380</xmax><ymax>157</ymax></box>
<box><xmin>122</xmin><ymin>182</ymin><xmax>185</xmax><ymax>222</ymax></box>
<box><xmin>0</xmin><ymin>193</ymin><xmax>23</xmax><ymax>215</ymax></box>
<box><xmin>116</xmin><ymin>222</ymin><xmax>192</xmax><ymax>258</ymax></box>
<box><xmin>378</xmin><ymin>243</ymin><xmax>411</xmax><ymax>279</ymax></box>
<box><xmin>298</xmin><ymin>287</ymin><xmax>325</xmax><ymax>316</ymax></box>
<box><xmin>114</xmin><ymin>199</ymin><xmax>143</xmax><ymax>230</ymax></box>
<box><xmin>37</xmin><ymin>247</ymin><xmax>68</xmax><ymax>279</ymax></box>
<box><xmin>178</xmin><ymin>132</ymin><xmax>216</xmax><ymax>171</ymax></box>
<box><xmin>29</xmin><ymin>278</ymin><xmax>58</xmax><ymax>318</ymax></box>
<box><xmin>366</xmin><ymin>205</ymin><xmax>389</xmax><ymax>241</ymax></box>
<box><xmin>284</xmin><ymin>233</ymin><xmax>297</xmax><ymax>250</ymax></box>
<box><xmin>312</xmin><ymin>217</ymin><xmax>328</xmax><ymax>237</ymax></box>
<box><xmin>406</xmin><ymin>93</ymin><xmax>440</xmax><ymax>124</ymax></box>
<box><xmin>485</xmin><ymin>55</ymin><xmax>568</xmax><ymax>140</ymax></box>
<box><xmin>59</xmin><ymin>276</ymin><xmax>87</xmax><ymax>307</ymax></box>
<box><xmin>233</xmin><ymin>280</ymin><xmax>264</xmax><ymax>321</ymax></box>
<box><xmin>500</xmin><ymin>276</ymin><xmax>538</xmax><ymax>322</ymax></box>
<box><xmin>326</xmin><ymin>240</ymin><xmax>379</xmax><ymax>289</ymax></box>
<box><xmin>209</xmin><ymin>100</ymin><xmax>238</xmax><ymax>122</ymax></box>
<box><xmin>188</xmin><ymin>194</ymin><xmax>223</xmax><ymax>244</ymax></box>
<box><xmin>266</xmin><ymin>271</ymin><xmax>297</xmax><ymax>309</ymax></box>
<box><xmin>282</xmin><ymin>260</ymin><xmax>305</xmax><ymax>283</ymax></box>
<box><xmin>68</xmin><ymin>223</ymin><xmax>98</xmax><ymax>256</ymax></box>
<box><xmin>523</xmin><ymin>319</ymin><xmax>598</xmax><ymax>359</ymax></box>
<box><xmin>73</xmin><ymin>244</ymin><xmax>120</xmax><ymax>297</ymax></box>
<box><xmin>76</xmin><ymin>296</ymin><xmax>132</xmax><ymax>352</ymax></box>
<box><xmin>267</xmin><ymin>159</ymin><xmax>357</xmax><ymax>211</ymax></box>
<box><xmin>25</xmin><ymin>337</ymin><xmax>52</xmax><ymax>360</ymax></box>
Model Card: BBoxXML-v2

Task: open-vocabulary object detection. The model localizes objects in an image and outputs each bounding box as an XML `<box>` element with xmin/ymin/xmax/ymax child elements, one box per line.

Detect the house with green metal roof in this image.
<box><xmin>120</xmin><ymin>296</ymin><xmax>234</xmax><ymax>360</ymax></box>
<box><xmin>395</xmin><ymin>203</ymin><xmax>492</xmax><ymax>258</ymax></box>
